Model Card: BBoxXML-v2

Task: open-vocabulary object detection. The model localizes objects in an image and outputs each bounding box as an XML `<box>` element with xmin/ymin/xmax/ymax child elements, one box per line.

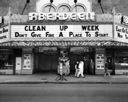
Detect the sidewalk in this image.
<box><xmin>0</xmin><ymin>74</ymin><xmax>128</xmax><ymax>84</ymax></box>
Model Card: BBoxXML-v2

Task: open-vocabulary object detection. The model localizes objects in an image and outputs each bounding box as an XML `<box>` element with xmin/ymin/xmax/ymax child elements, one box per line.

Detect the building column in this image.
<box><xmin>95</xmin><ymin>48</ymin><xmax>105</xmax><ymax>75</ymax></box>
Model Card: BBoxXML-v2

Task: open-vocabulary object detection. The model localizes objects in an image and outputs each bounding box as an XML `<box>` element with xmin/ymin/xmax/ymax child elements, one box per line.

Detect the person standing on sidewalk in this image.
<box><xmin>90</xmin><ymin>59</ymin><xmax>94</xmax><ymax>75</ymax></box>
<box><xmin>77</xmin><ymin>60</ymin><xmax>84</xmax><ymax>78</ymax></box>
<box><xmin>75</xmin><ymin>61</ymin><xmax>79</xmax><ymax>77</ymax></box>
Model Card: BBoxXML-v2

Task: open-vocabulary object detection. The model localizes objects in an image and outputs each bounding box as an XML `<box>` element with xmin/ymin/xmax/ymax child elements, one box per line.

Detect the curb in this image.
<box><xmin>1</xmin><ymin>81</ymin><xmax>128</xmax><ymax>84</ymax></box>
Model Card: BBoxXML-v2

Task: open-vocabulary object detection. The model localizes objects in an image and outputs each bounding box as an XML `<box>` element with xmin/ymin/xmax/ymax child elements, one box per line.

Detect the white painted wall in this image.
<box><xmin>36</xmin><ymin>0</ymin><xmax>92</xmax><ymax>12</ymax></box>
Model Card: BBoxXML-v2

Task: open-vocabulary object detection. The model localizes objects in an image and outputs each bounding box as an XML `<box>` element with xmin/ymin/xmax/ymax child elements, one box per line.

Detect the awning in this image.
<box><xmin>0</xmin><ymin>38</ymin><xmax>128</xmax><ymax>47</ymax></box>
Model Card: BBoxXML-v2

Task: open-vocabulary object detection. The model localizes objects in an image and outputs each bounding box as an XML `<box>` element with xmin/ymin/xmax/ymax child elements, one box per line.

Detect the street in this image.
<box><xmin>0</xmin><ymin>84</ymin><xmax>128</xmax><ymax>102</ymax></box>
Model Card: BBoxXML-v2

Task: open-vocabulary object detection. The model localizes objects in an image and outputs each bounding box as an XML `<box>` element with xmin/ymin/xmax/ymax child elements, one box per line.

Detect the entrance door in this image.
<box><xmin>69</xmin><ymin>53</ymin><xmax>82</xmax><ymax>74</ymax></box>
<box><xmin>69</xmin><ymin>52</ymin><xmax>95</xmax><ymax>75</ymax></box>
<box><xmin>37</xmin><ymin>53</ymin><xmax>58</xmax><ymax>73</ymax></box>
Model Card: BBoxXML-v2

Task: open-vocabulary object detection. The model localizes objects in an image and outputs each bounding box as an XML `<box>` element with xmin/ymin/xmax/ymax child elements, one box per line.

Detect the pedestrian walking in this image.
<box><xmin>77</xmin><ymin>60</ymin><xmax>84</xmax><ymax>78</ymax></box>
<box><xmin>104</xmin><ymin>61</ymin><xmax>110</xmax><ymax>77</ymax></box>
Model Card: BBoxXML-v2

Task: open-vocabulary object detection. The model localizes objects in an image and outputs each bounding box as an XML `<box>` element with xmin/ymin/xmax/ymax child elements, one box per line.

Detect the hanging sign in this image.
<box><xmin>0</xmin><ymin>26</ymin><xmax>9</xmax><ymax>43</ymax></box>
<box><xmin>114</xmin><ymin>24</ymin><xmax>128</xmax><ymax>43</ymax></box>
<box><xmin>11</xmin><ymin>24</ymin><xmax>112</xmax><ymax>39</ymax></box>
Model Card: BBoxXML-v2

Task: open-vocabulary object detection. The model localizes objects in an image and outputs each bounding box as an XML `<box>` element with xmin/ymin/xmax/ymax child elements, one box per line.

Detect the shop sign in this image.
<box><xmin>0</xmin><ymin>26</ymin><xmax>9</xmax><ymax>43</ymax></box>
<box><xmin>39</xmin><ymin>47</ymin><xmax>57</xmax><ymax>52</ymax></box>
<box><xmin>23</xmin><ymin>48</ymin><xmax>33</xmax><ymax>53</ymax></box>
<box><xmin>11</xmin><ymin>25</ymin><xmax>112</xmax><ymax>39</ymax></box>
<box><xmin>28</xmin><ymin>12</ymin><xmax>95</xmax><ymax>21</ymax></box>
<box><xmin>114</xmin><ymin>24</ymin><xmax>128</xmax><ymax>43</ymax></box>
<box><xmin>70</xmin><ymin>47</ymin><xmax>89</xmax><ymax>53</ymax></box>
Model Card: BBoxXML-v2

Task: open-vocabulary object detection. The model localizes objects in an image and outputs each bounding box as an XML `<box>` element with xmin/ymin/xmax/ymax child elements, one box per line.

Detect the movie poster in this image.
<box><xmin>23</xmin><ymin>54</ymin><xmax>31</xmax><ymax>69</ymax></box>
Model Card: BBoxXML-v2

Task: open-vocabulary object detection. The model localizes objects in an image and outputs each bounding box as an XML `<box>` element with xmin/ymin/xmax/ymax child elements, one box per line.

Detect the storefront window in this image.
<box><xmin>0</xmin><ymin>50</ymin><xmax>13</xmax><ymax>70</ymax></box>
<box><xmin>115</xmin><ymin>57</ymin><xmax>128</xmax><ymax>68</ymax></box>
<box><xmin>114</xmin><ymin>49</ymin><xmax>128</xmax><ymax>70</ymax></box>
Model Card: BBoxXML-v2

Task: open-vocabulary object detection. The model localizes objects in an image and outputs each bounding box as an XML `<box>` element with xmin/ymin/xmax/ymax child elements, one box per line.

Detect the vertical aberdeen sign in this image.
<box><xmin>0</xmin><ymin>26</ymin><xmax>9</xmax><ymax>43</ymax></box>
<box><xmin>114</xmin><ymin>24</ymin><xmax>128</xmax><ymax>43</ymax></box>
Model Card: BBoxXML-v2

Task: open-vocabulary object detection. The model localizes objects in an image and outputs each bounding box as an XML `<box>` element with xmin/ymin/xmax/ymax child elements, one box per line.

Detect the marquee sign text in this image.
<box><xmin>11</xmin><ymin>25</ymin><xmax>112</xmax><ymax>39</ymax></box>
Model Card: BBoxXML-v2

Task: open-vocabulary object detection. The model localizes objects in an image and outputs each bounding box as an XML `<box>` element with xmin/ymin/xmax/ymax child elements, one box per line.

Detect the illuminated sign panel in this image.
<box><xmin>115</xmin><ymin>24</ymin><xmax>128</xmax><ymax>43</ymax></box>
<box><xmin>11</xmin><ymin>25</ymin><xmax>112</xmax><ymax>39</ymax></box>
<box><xmin>0</xmin><ymin>26</ymin><xmax>9</xmax><ymax>43</ymax></box>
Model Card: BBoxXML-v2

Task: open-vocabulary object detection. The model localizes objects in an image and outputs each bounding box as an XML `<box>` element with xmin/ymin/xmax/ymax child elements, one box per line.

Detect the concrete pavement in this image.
<box><xmin>0</xmin><ymin>74</ymin><xmax>128</xmax><ymax>84</ymax></box>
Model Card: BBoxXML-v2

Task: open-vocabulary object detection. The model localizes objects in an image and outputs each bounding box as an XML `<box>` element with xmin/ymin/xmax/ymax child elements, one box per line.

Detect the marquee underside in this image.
<box><xmin>0</xmin><ymin>40</ymin><xmax>128</xmax><ymax>47</ymax></box>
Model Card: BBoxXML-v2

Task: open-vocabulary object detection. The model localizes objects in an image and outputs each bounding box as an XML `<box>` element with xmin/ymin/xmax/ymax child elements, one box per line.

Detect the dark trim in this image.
<box><xmin>10</xmin><ymin>21</ymin><xmax>113</xmax><ymax>25</ymax></box>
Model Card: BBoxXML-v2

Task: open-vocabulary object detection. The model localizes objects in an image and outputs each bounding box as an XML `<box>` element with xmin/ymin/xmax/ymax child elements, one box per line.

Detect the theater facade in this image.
<box><xmin>0</xmin><ymin>0</ymin><xmax>128</xmax><ymax>75</ymax></box>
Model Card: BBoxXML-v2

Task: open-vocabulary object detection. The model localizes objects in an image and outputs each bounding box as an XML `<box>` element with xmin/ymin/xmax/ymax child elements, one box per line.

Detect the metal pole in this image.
<box><xmin>75</xmin><ymin>3</ymin><xmax>77</xmax><ymax>12</ymax></box>
<box><xmin>21</xmin><ymin>3</ymin><xmax>28</xmax><ymax>15</ymax></box>
<box><xmin>99</xmin><ymin>3</ymin><xmax>104</xmax><ymax>13</ymax></box>
<box><xmin>49</xmin><ymin>3</ymin><xmax>52</xmax><ymax>12</ymax></box>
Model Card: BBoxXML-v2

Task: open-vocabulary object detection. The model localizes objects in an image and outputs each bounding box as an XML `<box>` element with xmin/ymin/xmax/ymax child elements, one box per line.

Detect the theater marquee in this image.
<box><xmin>11</xmin><ymin>24</ymin><xmax>113</xmax><ymax>39</ymax></box>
